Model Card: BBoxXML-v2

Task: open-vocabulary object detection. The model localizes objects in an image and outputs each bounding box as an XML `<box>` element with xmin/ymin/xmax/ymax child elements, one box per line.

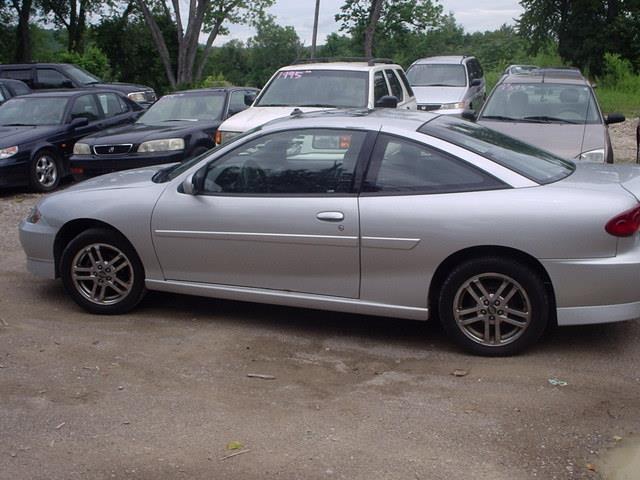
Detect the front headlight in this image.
<box><xmin>218</xmin><ymin>130</ymin><xmax>241</xmax><ymax>145</ymax></box>
<box><xmin>73</xmin><ymin>143</ymin><xmax>91</xmax><ymax>155</ymax></box>
<box><xmin>440</xmin><ymin>102</ymin><xmax>466</xmax><ymax>110</ymax></box>
<box><xmin>138</xmin><ymin>138</ymin><xmax>185</xmax><ymax>153</ymax></box>
<box><xmin>0</xmin><ymin>145</ymin><xmax>18</xmax><ymax>159</ymax></box>
<box><xmin>576</xmin><ymin>148</ymin><xmax>605</xmax><ymax>163</ymax></box>
<box><xmin>128</xmin><ymin>91</ymin><xmax>148</xmax><ymax>103</ymax></box>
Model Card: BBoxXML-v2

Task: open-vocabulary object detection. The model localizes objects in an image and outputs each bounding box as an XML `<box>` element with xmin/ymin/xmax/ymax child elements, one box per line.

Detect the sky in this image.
<box><xmin>217</xmin><ymin>0</ymin><xmax>524</xmax><ymax>45</ymax></box>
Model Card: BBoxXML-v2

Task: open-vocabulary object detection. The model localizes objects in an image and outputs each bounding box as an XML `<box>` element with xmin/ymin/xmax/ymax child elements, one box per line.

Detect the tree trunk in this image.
<box><xmin>194</xmin><ymin>20</ymin><xmax>223</xmax><ymax>82</ymax></box>
<box><xmin>363</xmin><ymin>0</ymin><xmax>384</xmax><ymax>58</ymax></box>
<box><xmin>135</xmin><ymin>0</ymin><xmax>177</xmax><ymax>87</ymax></box>
<box><xmin>13</xmin><ymin>0</ymin><xmax>32</xmax><ymax>62</ymax></box>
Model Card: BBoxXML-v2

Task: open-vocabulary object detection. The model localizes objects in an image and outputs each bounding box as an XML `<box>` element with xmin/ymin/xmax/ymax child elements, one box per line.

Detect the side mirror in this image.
<box><xmin>181</xmin><ymin>168</ymin><xmax>206</xmax><ymax>195</ymax></box>
<box><xmin>470</xmin><ymin>78</ymin><xmax>482</xmax><ymax>87</ymax></box>
<box><xmin>376</xmin><ymin>95</ymin><xmax>398</xmax><ymax>109</ymax></box>
<box><xmin>244</xmin><ymin>93</ymin><xmax>256</xmax><ymax>106</ymax></box>
<box><xmin>461</xmin><ymin>109</ymin><xmax>477</xmax><ymax>122</ymax></box>
<box><xmin>605</xmin><ymin>113</ymin><xmax>625</xmax><ymax>125</ymax></box>
<box><xmin>69</xmin><ymin>117</ymin><xmax>89</xmax><ymax>129</ymax></box>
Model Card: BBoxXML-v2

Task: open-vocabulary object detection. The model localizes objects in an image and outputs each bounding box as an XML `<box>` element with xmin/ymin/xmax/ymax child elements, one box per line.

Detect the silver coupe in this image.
<box><xmin>19</xmin><ymin>110</ymin><xmax>640</xmax><ymax>355</ymax></box>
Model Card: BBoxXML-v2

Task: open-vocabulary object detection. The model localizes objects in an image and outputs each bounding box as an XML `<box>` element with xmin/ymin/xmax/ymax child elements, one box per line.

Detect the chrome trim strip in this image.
<box><xmin>153</xmin><ymin>230</ymin><xmax>358</xmax><ymax>247</ymax></box>
<box><xmin>361</xmin><ymin>236</ymin><xmax>421</xmax><ymax>250</ymax></box>
<box><xmin>145</xmin><ymin>279</ymin><xmax>430</xmax><ymax>321</ymax></box>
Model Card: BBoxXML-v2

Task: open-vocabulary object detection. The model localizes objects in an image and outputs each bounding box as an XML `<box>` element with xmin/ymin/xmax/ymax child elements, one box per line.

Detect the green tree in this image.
<box><xmin>336</xmin><ymin>0</ymin><xmax>443</xmax><ymax>57</ymax></box>
<box><xmin>38</xmin><ymin>0</ymin><xmax>107</xmax><ymax>53</ymax></box>
<box><xmin>246</xmin><ymin>15</ymin><xmax>302</xmax><ymax>86</ymax></box>
<box><xmin>56</xmin><ymin>45</ymin><xmax>112</xmax><ymax>79</ymax></box>
<box><xmin>202</xmin><ymin>39</ymin><xmax>250</xmax><ymax>86</ymax></box>
<box><xmin>134</xmin><ymin>0</ymin><xmax>274</xmax><ymax>88</ymax></box>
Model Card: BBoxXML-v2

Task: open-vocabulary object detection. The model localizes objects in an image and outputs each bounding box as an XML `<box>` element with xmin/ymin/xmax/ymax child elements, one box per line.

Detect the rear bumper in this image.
<box><xmin>543</xmin><ymin>250</ymin><xmax>640</xmax><ymax>325</ymax></box>
<box><xmin>70</xmin><ymin>152</ymin><xmax>185</xmax><ymax>180</ymax></box>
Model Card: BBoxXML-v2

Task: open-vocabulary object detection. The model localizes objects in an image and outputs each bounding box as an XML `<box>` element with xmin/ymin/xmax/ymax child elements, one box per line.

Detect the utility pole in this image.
<box><xmin>311</xmin><ymin>0</ymin><xmax>320</xmax><ymax>58</ymax></box>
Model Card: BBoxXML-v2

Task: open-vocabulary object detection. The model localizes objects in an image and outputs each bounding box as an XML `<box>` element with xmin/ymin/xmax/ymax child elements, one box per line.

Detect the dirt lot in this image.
<box><xmin>1</xmin><ymin>126</ymin><xmax>640</xmax><ymax>480</ymax></box>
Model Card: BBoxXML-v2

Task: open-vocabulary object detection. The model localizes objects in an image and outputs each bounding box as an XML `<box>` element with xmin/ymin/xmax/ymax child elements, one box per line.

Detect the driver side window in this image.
<box><xmin>202</xmin><ymin>129</ymin><xmax>367</xmax><ymax>195</ymax></box>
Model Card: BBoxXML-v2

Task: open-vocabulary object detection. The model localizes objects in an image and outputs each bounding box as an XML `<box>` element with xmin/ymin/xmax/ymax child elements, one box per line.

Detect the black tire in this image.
<box><xmin>60</xmin><ymin>228</ymin><xmax>146</xmax><ymax>314</ymax></box>
<box><xmin>438</xmin><ymin>256</ymin><xmax>549</xmax><ymax>356</ymax></box>
<box><xmin>30</xmin><ymin>149</ymin><xmax>61</xmax><ymax>192</ymax></box>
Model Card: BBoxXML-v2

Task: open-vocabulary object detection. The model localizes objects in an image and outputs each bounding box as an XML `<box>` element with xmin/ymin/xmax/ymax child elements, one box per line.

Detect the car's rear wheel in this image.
<box><xmin>438</xmin><ymin>257</ymin><xmax>549</xmax><ymax>356</ymax></box>
<box><xmin>30</xmin><ymin>150</ymin><xmax>61</xmax><ymax>192</ymax></box>
<box><xmin>60</xmin><ymin>228</ymin><xmax>146</xmax><ymax>314</ymax></box>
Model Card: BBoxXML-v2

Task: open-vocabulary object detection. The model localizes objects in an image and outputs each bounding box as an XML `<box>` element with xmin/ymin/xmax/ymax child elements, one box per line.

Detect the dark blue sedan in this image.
<box><xmin>0</xmin><ymin>89</ymin><xmax>142</xmax><ymax>191</ymax></box>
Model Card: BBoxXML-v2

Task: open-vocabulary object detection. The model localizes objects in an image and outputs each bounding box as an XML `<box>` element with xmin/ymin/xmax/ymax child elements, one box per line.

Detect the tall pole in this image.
<box><xmin>311</xmin><ymin>0</ymin><xmax>321</xmax><ymax>59</ymax></box>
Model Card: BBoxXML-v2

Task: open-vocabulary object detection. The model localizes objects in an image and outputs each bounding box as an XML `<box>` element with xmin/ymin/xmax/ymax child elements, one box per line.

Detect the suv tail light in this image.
<box><xmin>605</xmin><ymin>205</ymin><xmax>640</xmax><ymax>237</ymax></box>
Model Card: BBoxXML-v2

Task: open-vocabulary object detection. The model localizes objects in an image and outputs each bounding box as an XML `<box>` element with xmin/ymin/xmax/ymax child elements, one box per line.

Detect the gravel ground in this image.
<box><xmin>609</xmin><ymin>118</ymin><xmax>638</xmax><ymax>163</ymax></box>
<box><xmin>1</xmin><ymin>128</ymin><xmax>640</xmax><ymax>480</ymax></box>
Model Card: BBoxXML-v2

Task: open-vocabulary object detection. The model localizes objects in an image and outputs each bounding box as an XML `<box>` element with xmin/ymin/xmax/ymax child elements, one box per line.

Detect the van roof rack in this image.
<box><xmin>292</xmin><ymin>57</ymin><xmax>395</xmax><ymax>66</ymax></box>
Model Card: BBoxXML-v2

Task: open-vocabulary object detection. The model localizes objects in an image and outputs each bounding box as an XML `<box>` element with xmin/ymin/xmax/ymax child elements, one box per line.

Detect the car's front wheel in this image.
<box><xmin>438</xmin><ymin>257</ymin><xmax>549</xmax><ymax>356</ymax></box>
<box><xmin>30</xmin><ymin>150</ymin><xmax>61</xmax><ymax>192</ymax></box>
<box><xmin>60</xmin><ymin>228</ymin><xmax>146</xmax><ymax>314</ymax></box>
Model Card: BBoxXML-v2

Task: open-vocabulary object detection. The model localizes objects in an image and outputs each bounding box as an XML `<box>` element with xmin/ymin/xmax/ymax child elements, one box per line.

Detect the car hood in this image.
<box><xmin>80</xmin><ymin>121</ymin><xmax>221</xmax><ymax>145</ymax></box>
<box><xmin>219</xmin><ymin>106</ymin><xmax>330</xmax><ymax>133</ymax></box>
<box><xmin>63</xmin><ymin>164</ymin><xmax>168</xmax><ymax>192</ymax></box>
<box><xmin>477</xmin><ymin>121</ymin><xmax>606</xmax><ymax>160</ymax></box>
<box><xmin>0</xmin><ymin>125</ymin><xmax>61</xmax><ymax>147</ymax></box>
<box><xmin>90</xmin><ymin>82</ymin><xmax>153</xmax><ymax>93</ymax></box>
<box><xmin>412</xmin><ymin>86</ymin><xmax>466</xmax><ymax>105</ymax></box>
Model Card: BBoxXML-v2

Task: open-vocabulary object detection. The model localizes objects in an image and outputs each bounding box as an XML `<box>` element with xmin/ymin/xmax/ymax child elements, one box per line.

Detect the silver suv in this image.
<box><xmin>406</xmin><ymin>55</ymin><xmax>485</xmax><ymax>115</ymax></box>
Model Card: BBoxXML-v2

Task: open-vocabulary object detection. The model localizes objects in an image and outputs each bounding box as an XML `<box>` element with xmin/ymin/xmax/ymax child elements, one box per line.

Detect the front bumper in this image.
<box><xmin>19</xmin><ymin>218</ymin><xmax>57</xmax><ymax>279</ymax></box>
<box><xmin>70</xmin><ymin>151</ymin><xmax>185</xmax><ymax>180</ymax></box>
<box><xmin>0</xmin><ymin>154</ymin><xmax>29</xmax><ymax>188</ymax></box>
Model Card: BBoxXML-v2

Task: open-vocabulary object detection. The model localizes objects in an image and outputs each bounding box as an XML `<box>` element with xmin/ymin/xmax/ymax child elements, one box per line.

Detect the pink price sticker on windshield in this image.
<box><xmin>277</xmin><ymin>70</ymin><xmax>311</xmax><ymax>79</ymax></box>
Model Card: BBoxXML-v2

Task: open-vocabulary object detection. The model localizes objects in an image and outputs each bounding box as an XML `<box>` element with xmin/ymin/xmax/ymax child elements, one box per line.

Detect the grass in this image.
<box><xmin>596</xmin><ymin>88</ymin><xmax>640</xmax><ymax>118</ymax></box>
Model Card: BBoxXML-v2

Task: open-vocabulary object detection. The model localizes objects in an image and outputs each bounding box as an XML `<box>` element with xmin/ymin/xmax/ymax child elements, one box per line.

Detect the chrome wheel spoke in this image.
<box><xmin>71</xmin><ymin>243</ymin><xmax>134</xmax><ymax>306</ymax></box>
<box><xmin>453</xmin><ymin>272</ymin><xmax>532</xmax><ymax>348</ymax></box>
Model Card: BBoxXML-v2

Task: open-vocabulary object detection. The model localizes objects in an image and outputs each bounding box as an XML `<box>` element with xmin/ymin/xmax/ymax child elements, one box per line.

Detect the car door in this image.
<box><xmin>226</xmin><ymin>90</ymin><xmax>252</xmax><ymax>118</ymax></box>
<box><xmin>95</xmin><ymin>92</ymin><xmax>135</xmax><ymax>129</ymax></box>
<box><xmin>0</xmin><ymin>68</ymin><xmax>34</xmax><ymax>88</ymax></box>
<box><xmin>35</xmin><ymin>68</ymin><xmax>74</xmax><ymax>89</ymax></box>
<box><xmin>358</xmin><ymin>133</ymin><xmax>507</xmax><ymax>309</ymax></box>
<box><xmin>151</xmin><ymin>128</ymin><xmax>371</xmax><ymax>298</ymax></box>
<box><xmin>64</xmin><ymin>94</ymin><xmax>106</xmax><ymax>155</ymax></box>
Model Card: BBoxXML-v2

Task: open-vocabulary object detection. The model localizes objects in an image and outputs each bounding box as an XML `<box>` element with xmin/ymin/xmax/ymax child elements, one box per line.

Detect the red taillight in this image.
<box><xmin>70</xmin><ymin>167</ymin><xmax>84</xmax><ymax>175</ymax></box>
<box><xmin>605</xmin><ymin>205</ymin><xmax>640</xmax><ymax>237</ymax></box>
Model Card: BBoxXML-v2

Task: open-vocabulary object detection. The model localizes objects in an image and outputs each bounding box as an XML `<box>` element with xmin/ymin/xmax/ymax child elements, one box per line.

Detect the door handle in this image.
<box><xmin>316</xmin><ymin>211</ymin><xmax>344</xmax><ymax>222</ymax></box>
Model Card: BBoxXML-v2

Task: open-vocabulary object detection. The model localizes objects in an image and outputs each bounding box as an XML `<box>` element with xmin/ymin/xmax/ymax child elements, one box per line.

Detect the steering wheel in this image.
<box><xmin>240</xmin><ymin>160</ymin><xmax>267</xmax><ymax>192</ymax></box>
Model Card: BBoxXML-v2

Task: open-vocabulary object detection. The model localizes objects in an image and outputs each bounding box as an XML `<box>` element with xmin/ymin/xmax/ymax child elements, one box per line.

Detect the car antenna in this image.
<box><xmin>290</xmin><ymin>108</ymin><xmax>304</xmax><ymax>117</ymax></box>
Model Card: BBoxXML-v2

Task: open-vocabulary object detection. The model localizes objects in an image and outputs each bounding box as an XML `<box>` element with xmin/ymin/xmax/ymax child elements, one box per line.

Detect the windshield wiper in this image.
<box><xmin>161</xmin><ymin>118</ymin><xmax>198</xmax><ymax>122</ymax></box>
<box><xmin>2</xmin><ymin>123</ymin><xmax>35</xmax><ymax>126</ymax></box>
<box><xmin>479</xmin><ymin>115</ymin><xmax>518</xmax><ymax>122</ymax></box>
<box><xmin>84</xmin><ymin>81</ymin><xmax>101</xmax><ymax>85</ymax></box>
<box><xmin>255</xmin><ymin>103</ymin><xmax>292</xmax><ymax>107</ymax></box>
<box><xmin>523</xmin><ymin>115</ymin><xmax>579</xmax><ymax>124</ymax></box>
<box><xmin>419</xmin><ymin>83</ymin><xmax>458</xmax><ymax>87</ymax></box>
<box><xmin>297</xmin><ymin>104</ymin><xmax>341</xmax><ymax>108</ymax></box>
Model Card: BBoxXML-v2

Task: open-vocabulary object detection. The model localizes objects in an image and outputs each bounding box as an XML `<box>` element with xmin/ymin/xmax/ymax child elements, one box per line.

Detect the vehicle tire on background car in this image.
<box><xmin>30</xmin><ymin>150</ymin><xmax>61</xmax><ymax>192</ymax></box>
<box><xmin>60</xmin><ymin>228</ymin><xmax>146</xmax><ymax>314</ymax></box>
<box><xmin>438</xmin><ymin>256</ymin><xmax>549</xmax><ymax>356</ymax></box>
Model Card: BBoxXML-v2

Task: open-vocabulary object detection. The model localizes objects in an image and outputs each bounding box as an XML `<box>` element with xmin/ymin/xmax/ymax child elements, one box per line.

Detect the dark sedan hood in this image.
<box><xmin>90</xmin><ymin>82</ymin><xmax>152</xmax><ymax>93</ymax></box>
<box><xmin>0</xmin><ymin>125</ymin><xmax>61</xmax><ymax>147</ymax></box>
<box><xmin>80</xmin><ymin>121</ymin><xmax>222</xmax><ymax>145</ymax></box>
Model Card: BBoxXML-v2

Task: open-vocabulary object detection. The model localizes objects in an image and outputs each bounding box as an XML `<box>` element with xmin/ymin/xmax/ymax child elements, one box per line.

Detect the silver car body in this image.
<box><xmin>19</xmin><ymin>110</ymin><xmax>640</xmax><ymax>327</ymax></box>
<box><xmin>407</xmin><ymin>56</ymin><xmax>486</xmax><ymax>115</ymax></box>
<box><xmin>477</xmin><ymin>71</ymin><xmax>615</xmax><ymax>163</ymax></box>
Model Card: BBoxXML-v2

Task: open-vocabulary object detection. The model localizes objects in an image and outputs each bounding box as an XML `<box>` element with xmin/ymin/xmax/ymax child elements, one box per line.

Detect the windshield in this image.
<box><xmin>63</xmin><ymin>64</ymin><xmax>101</xmax><ymax>85</ymax></box>
<box><xmin>154</xmin><ymin>126</ymin><xmax>263</xmax><ymax>183</ymax></box>
<box><xmin>139</xmin><ymin>92</ymin><xmax>226</xmax><ymax>124</ymax></box>
<box><xmin>419</xmin><ymin>115</ymin><xmax>575</xmax><ymax>184</ymax></box>
<box><xmin>256</xmin><ymin>70</ymin><xmax>368</xmax><ymax>108</ymax></box>
<box><xmin>406</xmin><ymin>64</ymin><xmax>467</xmax><ymax>87</ymax></box>
<box><xmin>0</xmin><ymin>97</ymin><xmax>68</xmax><ymax>126</ymax></box>
<box><xmin>480</xmin><ymin>83</ymin><xmax>601</xmax><ymax>124</ymax></box>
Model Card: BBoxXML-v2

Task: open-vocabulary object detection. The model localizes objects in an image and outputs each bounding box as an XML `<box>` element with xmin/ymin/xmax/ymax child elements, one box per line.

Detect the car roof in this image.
<box><xmin>260</xmin><ymin>108</ymin><xmax>436</xmax><ymax>132</ymax></box>
<box><xmin>500</xmin><ymin>71</ymin><xmax>589</xmax><ymax>86</ymax></box>
<box><xmin>278</xmin><ymin>62</ymin><xmax>402</xmax><ymax>72</ymax></box>
<box><xmin>412</xmin><ymin>56</ymin><xmax>471</xmax><ymax>65</ymax></box>
<box><xmin>171</xmin><ymin>86</ymin><xmax>259</xmax><ymax>95</ymax></box>
<box><xmin>0</xmin><ymin>63</ymin><xmax>74</xmax><ymax>68</ymax></box>
<box><xmin>17</xmin><ymin>89</ymin><xmax>126</xmax><ymax>98</ymax></box>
